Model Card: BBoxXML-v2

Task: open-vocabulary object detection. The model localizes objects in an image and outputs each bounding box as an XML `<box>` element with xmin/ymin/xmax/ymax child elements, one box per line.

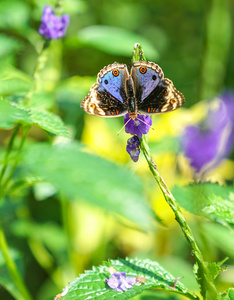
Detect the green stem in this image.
<box><xmin>132</xmin><ymin>42</ymin><xmax>219</xmax><ymax>299</ymax></box>
<box><xmin>0</xmin><ymin>124</ymin><xmax>20</xmax><ymax>188</ymax></box>
<box><xmin>140</xmin><ymin>136</ymin><xmax>218</xmax><ymax>299</ymax></box>
<box><xmin>1</xmin><ymin>125</ymin><xmax>30</xmax><ymax>193</ymax></box>
<box><xmin>0</xmin><ymin>225</ymin><xmax>33</xmax><ymax>300</ymax></box>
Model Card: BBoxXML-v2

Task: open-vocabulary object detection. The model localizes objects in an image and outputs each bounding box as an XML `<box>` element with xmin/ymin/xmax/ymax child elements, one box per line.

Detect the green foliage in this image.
<box><xmin>0</xmin><ymin>0</ymin><xmax>233</xmax><ymax>299</ymax></box>
<box><xmin>61</xmin><ymin>258</ymin><xmax>197</xmax><ymax>300</ymax></box>
<box><xmin>78</xmin><ymin>26</ymin><xmax>158</xmax><ymax>60</ymax></box>
<box><xmin>172</xmin><ymin>183</ymin><xmax>234</xmax><ymax>226</ymax></box>
<box><xmin>0</xmin><ymin>100</ymin><xmax>31</xmax><ymax>129</ymax></box>
<box><xmin>21</xmin><ymin>142</ymin><xmax>153</xmax><ymax>228</ymax></box>
<box><xmin>0</xmin><ymin>100</ymin><xmax>69</xmax><ymax>137</ymax></box>
<box><xmin>0</xmin><ymin>249</ymin><xmax>25</xmax><ymax>300</ymax></box>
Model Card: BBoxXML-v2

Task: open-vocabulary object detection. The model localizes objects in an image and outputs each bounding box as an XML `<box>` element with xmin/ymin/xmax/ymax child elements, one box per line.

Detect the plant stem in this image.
<box><xmin>1</xmin><ymin>125</ymin><xmax>30</xmax><ymax>193</ymax></box>
<box><xmin>0</xmin><ymin>124</ymin><xmax>20</xmax><ymax>189</ymax></box>
<box><xmin>140</xmin><ymin>136</ymin><xmax>219</xmax><ymax>299</ymax></box>
<box><xmin>0</xmin><ymin>225</ymin><xmax>33</xmax><ymax>300</ymax></box>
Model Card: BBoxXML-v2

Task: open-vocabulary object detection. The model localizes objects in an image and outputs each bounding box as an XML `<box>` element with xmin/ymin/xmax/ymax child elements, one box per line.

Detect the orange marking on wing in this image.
<box><xmin>170</xmin><ymin>99</ymin><xmax>176</xmax><ymax>104</ymax></box>
<box><xmin>147</xmin><ymin>107</ymin><xmax>151</xmax><ymax>113</ymax></box>
<box><xmin>139</xmin><ymin>66</ymin><xmax>147</xmax><ymax>74</ymax></box>
<box><xmin>112</xmin><ymin>69</ymin><xmax>119</xmax><ymax>77</ymax></box>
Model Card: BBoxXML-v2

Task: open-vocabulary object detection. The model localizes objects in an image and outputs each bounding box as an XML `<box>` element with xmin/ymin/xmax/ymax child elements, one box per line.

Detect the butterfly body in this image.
<box><xmin>81</xmin><ymin>61</ymin><xmax>185</xmax><ymax>119</ymax></box>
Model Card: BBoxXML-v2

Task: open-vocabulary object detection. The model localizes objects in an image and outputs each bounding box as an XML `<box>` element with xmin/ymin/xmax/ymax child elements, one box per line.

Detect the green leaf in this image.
<box><xmin>0</xmin><ymin>34</ymin><xmax>23</xmax><ymax>58</ymax></box>
<box><xmin>0</xmin><ymin>100</ymin><xmax>69</xmax><ymax>137</ymax></box>
<box><xmin>172</xmin><ymin>183</ymin><xmax>234</xmax><ymax>226</ymax></box>
<box><xmin>0</xmin><ymin>250</ymin><xmax>24</xmax><ymax>300</ymax></box>
<box><xmin>221</xmin><ymin>288</ymin><xmax>234</xmax><ymax>300</ymax></box>
<box><xmin>0</xmin><ymin>100</ymin><xmax>31</xmax><ymax>129</ymax></box>
<box><xmin>60</xmin><ymin>257</ymin><xmax>198</xmax><ymax>300</ymax></box>
<box><xmin>11</xmin><ymin>220</ymin><xmax>67</xmax><ymax>256</ymax></box>
<box><xmin>201</xmin><ymin>222</ymin><xmax>234</xmax><ymax>258</ymax></box>
<box><xmin>0</xmin><ymin>0</ymin><xmax>30</xmax><ymax>31</ymax></box>
<box><xmin>29</xmin><ymin>109</ymin><xmax>70</xmax><ymax>138</ymax></box>
<box><xmin>78</xmin><ymin>25</ymin><xmax>159</xmax><ymax>60</ymax></box>
<box><xmin>22</xmin><ymin>142</ymin><xmax>153</xmax><ymax>229</ymax></box>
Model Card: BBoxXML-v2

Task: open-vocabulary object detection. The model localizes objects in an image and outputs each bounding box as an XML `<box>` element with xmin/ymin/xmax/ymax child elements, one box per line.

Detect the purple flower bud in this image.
<box><xmin>38</xmin><ymin>5</ymin><xmax>70</xmax><ymax>40</ymax></box>
<box><xmin>181</xmin><ymin>92</ymin><xmax>234</xmax><ymax>174</ymax></box>
<box><xmin>126</xmin><ymin>135</ymin><xmax>141</xmax><ymax>162</ymax></box>
<box><xmin>107</xmin><ymin>272</ymin><xmax>136</xmax><ymax>292</ymax></box>
<box><xmin>124</xmin><ymin>114</ymin><xmax>152</xmax><ymax>138</ymax></box>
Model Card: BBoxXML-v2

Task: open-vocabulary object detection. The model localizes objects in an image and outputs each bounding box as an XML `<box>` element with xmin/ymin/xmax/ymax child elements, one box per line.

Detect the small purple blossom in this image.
<box><xmin>107</xmin><ymin>272</ymin><xmax>136</xmax><ymax>292</ymax></box>
<box><xmin>126</xmin><ymin>135</ymin><xmax>141</xmax><ymax>162</ymax></box>
<box><xmin>124</xmin><ymin>114</ymin><xmax>152</xmax><ymax>138</ymax></box>
<box><xmin>38</xmin><ymin>5</ymin><xmax>70</xmax><ymax>40</ymax></box>
<box><xmin>181</xmin><ymin>91</ymin><xmax>234</xmax><ymax>174</ymax></box>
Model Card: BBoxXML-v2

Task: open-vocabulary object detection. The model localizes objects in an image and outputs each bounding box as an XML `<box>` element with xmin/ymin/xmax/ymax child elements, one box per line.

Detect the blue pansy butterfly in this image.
<box><xmin>81</xmin><ymin>61</ymin><xmax>185</xmax><ymax>120</ymax></box>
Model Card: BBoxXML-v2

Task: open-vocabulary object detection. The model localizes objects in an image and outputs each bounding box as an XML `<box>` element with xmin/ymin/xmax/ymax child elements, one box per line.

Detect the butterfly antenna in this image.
<box><xmin>136</xmin><ymin>117</ymin><xmax>154</xmax><ymax>130</ymax></box>
<box><xmin>117</xmin><ymin>118</ymin><xmax>131</xmax><ymax>135</ymax></box>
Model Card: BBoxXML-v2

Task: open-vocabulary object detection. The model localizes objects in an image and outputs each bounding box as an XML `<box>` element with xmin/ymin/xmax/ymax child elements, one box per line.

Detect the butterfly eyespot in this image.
<box><xmin>104</xmin><ymin>79</ymin><xmax>108</xmax><ymax>84</ymax></box>
<box><xmin>139</xmin><ymin>66</ymin><xmax>147</xmax><ymax>74</ymax></box>
<box><xmin>152</xmin><ymin>75</ymin><xmax>157</xmax><ymax>80</ymax></box>
<box><xmin>112</xmin><ymin>69</ymin><xmax>119</xmax><ymax>77</ymax></box>
<box><xmin>170</xmin><ymin>99</ymin><xmax>176</xmax><ymax>104</ymax></box>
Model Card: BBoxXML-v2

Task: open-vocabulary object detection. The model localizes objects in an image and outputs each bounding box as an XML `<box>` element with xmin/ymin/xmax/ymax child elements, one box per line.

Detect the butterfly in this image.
<box><xmin>81</xmin><ymin>61</ymin><xmax>185</xmax><ymax>120</ymax></box>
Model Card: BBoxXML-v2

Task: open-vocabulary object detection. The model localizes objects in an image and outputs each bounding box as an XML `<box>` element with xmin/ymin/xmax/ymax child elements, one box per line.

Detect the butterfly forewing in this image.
<box><xmin>81</xmin><ymin>63</ymin><xmax>129</xmax><ymax>117</ymax></box>
<box><xmin>131</xmin><ymin>61</ymin><xmax>164</xmax><ymax>102</ymax></box>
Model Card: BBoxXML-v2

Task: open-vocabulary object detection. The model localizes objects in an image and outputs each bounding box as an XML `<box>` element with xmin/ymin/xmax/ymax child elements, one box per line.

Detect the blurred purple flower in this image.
<box><xmin>107</xmin><ymin>272</ymin><xmax>136</xmax><ymax>292</ymax></box>
<box><xmin>182</xmin><ymin>91</ymin><xmax>234</xmax><ymax>174</ymax></box>
<box><xmin>124</xmin><ymin>114</ymin><xmax>152</xmax><ymax>138</ymax></box>
<box><xmin>126</xmin><ymin>135</ymin><xmax>140</xmax><ymax>162</ymax></box>
<box><xmin>38</xmin><ymin>5</ymin><xmax>70</xmax><ymax>40</ymax></box>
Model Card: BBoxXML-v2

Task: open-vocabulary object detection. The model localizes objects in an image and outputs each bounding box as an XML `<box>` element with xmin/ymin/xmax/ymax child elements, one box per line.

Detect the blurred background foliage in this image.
<box><xmin>0</xmin><ymin>0</ymin><xmax>233</xmax><ymax>299</ymax></box>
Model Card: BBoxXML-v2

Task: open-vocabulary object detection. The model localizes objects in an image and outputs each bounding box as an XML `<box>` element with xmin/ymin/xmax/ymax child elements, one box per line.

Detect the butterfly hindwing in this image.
<box><xmin>81</xmin><ymin>83</ymin><xmax>127</xmax><ymax>117</ymax></box>
<box><xmin>81</xmin><ymin>63</ymin><xmax>129</xmax><ymax>117</ymax></box>
<box><xmin>137</xmin><ymin>78</ymin><xmax>185</xmax><ymax>114</ymax></box>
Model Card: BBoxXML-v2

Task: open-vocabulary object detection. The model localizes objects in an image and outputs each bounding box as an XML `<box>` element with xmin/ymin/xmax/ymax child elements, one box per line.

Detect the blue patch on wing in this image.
<box><xmin>99</xmin><ymin>71</ymin><xmax>124</xmax><ymax>103</ymax></box>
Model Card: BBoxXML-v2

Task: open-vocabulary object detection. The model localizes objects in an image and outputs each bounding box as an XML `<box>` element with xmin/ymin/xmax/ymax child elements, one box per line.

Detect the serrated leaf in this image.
<box><xmin>0</xmin><ymin>100</ymin><xmax>31</xmax><ymax>129</ymax></box>
<box><xmin>29</xmin><ymin>109</ymin><xmax>70</xmax><ymax>138</ymax></box>
<box><xmin>221</xmin><ymin>288</ymin><xmax>234</xmax><ymax>300</ymax></box>
<box><xmin>21</xmin><ymin>142</ymin><xmax>153</xmax><ymax>228</ymax></box>
<box><xmin>78</xmin><ymin>25</ymin><xmax>158</xmax><ymax>60</ymax></box>
<box><xmin>0</xmin><ymin>100</ymin><xmax>69</xmax><ymax>137</ymax></box>
<box><xmin>172</xmin><ymin>183</ymin><xmax>234</xmax><ymax>226</ymax></box>
<box><xmin>60</xmin><ymin>258</ymin><xmax>198</xmax><ymax>300</ymax></box>
<box><xmin>207</xmin><ymin>258</ymin><xmax>228</xmax><ymax>281</ymax></box>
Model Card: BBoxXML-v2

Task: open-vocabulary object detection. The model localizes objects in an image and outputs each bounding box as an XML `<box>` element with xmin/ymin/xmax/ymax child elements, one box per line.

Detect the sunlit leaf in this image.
<box><xmin>172</xmin><ymin>183</ymin><xmax>234</xmax><ymax>226</ymax></box>
<box><xmin>0</xmin><ymin>100</ymin><xmax>69</xmax><ymax>137</ymax></box>
<box><xmin>22</xmin><ymin>142</ymin><xmax>154</xmax><ymax>229</ymax></box>
<box><xmin>0</xmin><ymin>100</ymin><xmax>31</xmax><ymax>129</ymax></box>
<box><xmin>29</xmin><ymin>109</ymin><xmax>70</xmax><ymax>138</ymax></box>
<box><xmin>59</xmin><ymin>257</ymin><xmax>198</xmax><ymax>300</ymax></box>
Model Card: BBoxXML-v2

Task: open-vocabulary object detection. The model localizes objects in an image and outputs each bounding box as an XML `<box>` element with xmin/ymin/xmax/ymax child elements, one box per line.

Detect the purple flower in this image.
<box><xmin>38</xmin><ymin>5</ymin><xmax>70</xmax><ymax>40</ymax></box>
<box><xmin>181</xmin><ymin>91</ymin><xmax>234</xmax><ymax>174</ymax></box>
<box><xmin>124</xmin><ymin>114</ymin><xmax>152</xmax><ymax>138</ymax></box>
<box><xmin>107</xmin><ymin>272</ymin><xmax>136</xmax><ymax>292</ymax></box>
<box><xmin>126</xmin><ymin>135</ymin><xmax>141</xmax><ymax>162</ymax></box>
